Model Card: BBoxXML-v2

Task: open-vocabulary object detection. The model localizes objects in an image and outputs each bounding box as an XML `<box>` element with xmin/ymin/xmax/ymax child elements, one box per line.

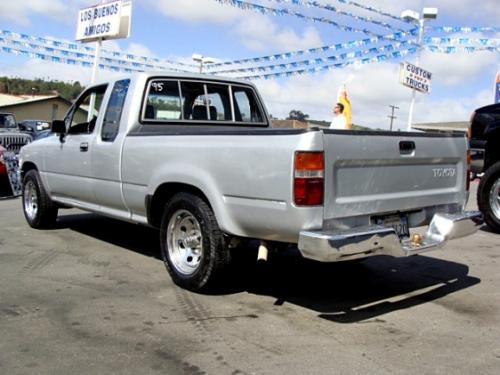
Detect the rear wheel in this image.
<box><xmin>22</xmin><ymin>170</ymin><xmax>58</xmax><ymax>229</ymax></box>
<box><xmin>477</xmin><ymin>161</ymin><xmax>500</xmax><ymax>233</ymax></box>
<box><xmin>160</xmin><ymin>192</ymin><xmax>230</xmax><ymax>292</ymax></box>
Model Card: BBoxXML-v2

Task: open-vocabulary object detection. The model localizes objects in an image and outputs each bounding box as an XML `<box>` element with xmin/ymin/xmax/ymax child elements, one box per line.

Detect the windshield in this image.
<box><xmin>0</xmin><ymin>114</ymin><xmax>16</xmax><ymax>129</ymax></box>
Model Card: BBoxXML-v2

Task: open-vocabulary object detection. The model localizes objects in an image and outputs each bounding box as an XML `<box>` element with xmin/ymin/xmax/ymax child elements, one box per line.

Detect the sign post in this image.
<box><xmin>76</xmin><ymin>0</ymin><xmax>132</xmax><ymax>83</ymax></box>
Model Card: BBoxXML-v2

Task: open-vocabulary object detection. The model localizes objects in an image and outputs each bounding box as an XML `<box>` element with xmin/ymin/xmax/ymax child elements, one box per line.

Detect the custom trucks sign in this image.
<box><xmin>76</xmin><ymin>0</ymin><xmax>132</xmax><ymax>42</ymax></box>
<box><xmin>399</xmin><ymin>62</ymin><xmax>432</xmax><ymax>94</ymax></box>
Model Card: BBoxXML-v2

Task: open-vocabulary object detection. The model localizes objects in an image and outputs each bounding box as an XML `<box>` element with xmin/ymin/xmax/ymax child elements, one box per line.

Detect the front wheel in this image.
<box><xmin>477</xmin><ymin>161</ymin><xmax>500</xmax><ymax>233</ymax></box>
<box><xmin>160</xmin><ymin>192</ymin><xmax>230</xmax><ymax>292</ymax></box>
<box><xmin>22</xmin><ymin>170</ymin><xmax>58</xmax><ymax>229</ymax></box>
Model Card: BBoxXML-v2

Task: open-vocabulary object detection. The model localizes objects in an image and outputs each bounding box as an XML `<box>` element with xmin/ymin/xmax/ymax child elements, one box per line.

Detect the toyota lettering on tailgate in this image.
<box><xmin>432</xmin><ymin>168</ymin><xmax>456</xmax><ymax>178</ymax></box>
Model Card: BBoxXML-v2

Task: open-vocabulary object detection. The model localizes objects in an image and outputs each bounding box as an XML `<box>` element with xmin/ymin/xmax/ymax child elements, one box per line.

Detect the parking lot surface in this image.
<box><xmin>0</xmin><ymin>183</ymin><xmax>499</xmax><ymax>375</ymax></box>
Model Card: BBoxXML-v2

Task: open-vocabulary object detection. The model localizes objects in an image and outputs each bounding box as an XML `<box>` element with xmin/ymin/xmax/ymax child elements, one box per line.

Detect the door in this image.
<box><xmin>44</xmin><ymin>84</ymin><xmax>108</xmax><ymax>204</ymax></box>
<box><xmin>91</xmin><ymin>79</ymin><xmax>131</xmax><ymax>214</ymax></box>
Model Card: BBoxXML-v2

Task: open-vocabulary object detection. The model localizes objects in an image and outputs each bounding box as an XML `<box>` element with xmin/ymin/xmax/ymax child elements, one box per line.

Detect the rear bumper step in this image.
<box><xmin>298</xmin><ymin>211</ymin><xmax>483</xmax><ymax>262</ymax></box>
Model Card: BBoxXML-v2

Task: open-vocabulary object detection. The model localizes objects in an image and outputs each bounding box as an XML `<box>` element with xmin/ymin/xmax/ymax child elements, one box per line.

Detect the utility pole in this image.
<box><xmin>388</xmin><ymin>105</ymin><xmax>399</xmax><ymax>131</ymax></box>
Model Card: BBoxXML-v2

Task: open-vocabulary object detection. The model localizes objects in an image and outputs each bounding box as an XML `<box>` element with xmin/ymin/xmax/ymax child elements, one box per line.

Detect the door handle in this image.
<box><xmin>80</xmin><ymin>142</ymin><xmax>89</xmax><ymax>152</ymax></box>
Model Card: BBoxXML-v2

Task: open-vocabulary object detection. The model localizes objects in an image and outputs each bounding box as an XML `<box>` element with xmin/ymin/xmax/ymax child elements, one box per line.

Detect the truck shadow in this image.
<box><xmin>229</xmin><ymin>250</ymin><xmax>481</xmax><ymax>323</ymax></box>
<box><xmin>58</xmin><ymin>212</ymin><xmax>481</xmax><ymax>324</ymax></box>
<box><xmin>56</xmin><ymin>212</ymin><xmax>161</xmax><ymax>260</ymax></box>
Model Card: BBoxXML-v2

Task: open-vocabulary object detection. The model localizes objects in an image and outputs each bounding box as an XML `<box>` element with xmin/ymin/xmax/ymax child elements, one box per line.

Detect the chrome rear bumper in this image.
<box><xmin>298</xmin><ymin>211</ymin><xmax>483</xmax><ymax>262</ymax></box>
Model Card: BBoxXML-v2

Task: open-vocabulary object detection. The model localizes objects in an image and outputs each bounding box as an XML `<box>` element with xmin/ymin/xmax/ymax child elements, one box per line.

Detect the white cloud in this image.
<box><xmin>149</xmin><ymin>0</ymin><xmax>241</xmax><ymax>24</ymax></box>
<box><xmin>148</xmin><ymin>0</ymin><xmax>323</xmax><ymax>53</ymax></box>
<box><xmin>423</xmin><ymin>49</ymin><xmax>498</xmax><ymax>86</ymax></box>
<box><xmin>235</xmin><ymin>17</ymin><xmax>322</xmax><ymax>52</ymax></box>
<box><xmin>0</xmin><ymin>0</ymin><xmax>68</xmax><ymax>25</ymax></box>
<box><xmin>102</xmin><ymin>40</ymin><xmax>157</xmax><ymax>58</ymax></box>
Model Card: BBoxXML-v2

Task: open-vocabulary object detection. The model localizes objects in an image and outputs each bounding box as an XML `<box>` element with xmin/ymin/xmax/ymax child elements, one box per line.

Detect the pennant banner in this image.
<box><xmin>431</xmin><ymin>26</ymin><xmax>500</xmax><ymax>34</ymax></box>
<box><xmin>206</xmin><ymin>31</ymin><xmax>416</xmax><ymax>69</ymax></box>
<box><xmin>335</xmin><ymin>0</ymin><xmax>409</xmax><ymax>23</ymax></box>
<box><xmin>425</xmin><ymin>45</ymin><xmax>500</xmax><ymax>54</ymax></box>
<box><xmin>239</xmin><ymin>47</ymin><xmax>418</xmax><ymax>80</ymax></box>
<box><xmin>214</xmin><ymin>0</ymin><xmax>406</xmax><ymax>37</ymax></box>
<box><xmin>424</xmin><ymin>37</ymin><xmax>500</xmax><ymax>46</ymax></box>
<box><xmin>0</xmin><ymin>36</ymin><xmax>192</xmax><ymax>73</ymax></box>
<box><xmin>211</xmin><ymin>41</ymin><xmax>415</xmax><ymax>74</ymax></box>
<box><xmin>0</xmin><ymin>29</ymin><xmax>197</xmax><ymax>69</ymax></box>
<box><xmin>262</xmin><ymin>0</ymin><xmax>410</xmax><ymax>32</ymax></box>
<box><xmin>0</xmin><ymin>45</ymin><xmax>144</xmax><ymax>74</ymax></box>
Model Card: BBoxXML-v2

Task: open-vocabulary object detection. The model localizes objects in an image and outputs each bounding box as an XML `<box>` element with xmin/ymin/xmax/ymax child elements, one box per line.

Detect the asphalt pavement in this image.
<box><xmin>0</xmin><ymin>182</ymin><xmax>499</xmax><ymax>375</ymax></box>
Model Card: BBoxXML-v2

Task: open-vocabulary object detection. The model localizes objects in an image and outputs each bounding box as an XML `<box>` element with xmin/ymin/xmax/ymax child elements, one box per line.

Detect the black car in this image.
<box><xmin>18</xmin><ymin>119</ymin><xmax>52</xmax><ymax>140</ymax></box>
<box><xmin>470</xmin><ymin>102</ymin><xmax>500</xmax><ymax>233</ymax></box>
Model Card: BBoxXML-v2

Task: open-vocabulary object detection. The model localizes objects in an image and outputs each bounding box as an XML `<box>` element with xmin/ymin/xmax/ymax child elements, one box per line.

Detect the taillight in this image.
<box><xmin>0</xmin><ymin>146</ymin><xmax>6</xmax><ymax>175</ymax></box>
<box><xmin>467</xmin><ymin>111</ymin><xmax>475</xmax><ymax>139</ymax></box>
<box><xmin>294</xmin><ymin>151</ymin><xmax>324</xmax><ymax>206</ymax></box>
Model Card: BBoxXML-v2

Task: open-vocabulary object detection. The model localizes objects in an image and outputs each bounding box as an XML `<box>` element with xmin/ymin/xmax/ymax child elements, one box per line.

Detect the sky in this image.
<box><xmin>0</xmin><ymin>0</ymin><xmax>498</xmax><ymax>130</ymax></box>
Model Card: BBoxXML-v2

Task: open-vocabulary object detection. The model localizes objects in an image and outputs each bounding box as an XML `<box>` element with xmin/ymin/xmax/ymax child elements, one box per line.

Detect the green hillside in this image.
<box><xmin>0</xmin><ymin>77</ymin><xmax>84</xmax><ymax>101</ymax></box>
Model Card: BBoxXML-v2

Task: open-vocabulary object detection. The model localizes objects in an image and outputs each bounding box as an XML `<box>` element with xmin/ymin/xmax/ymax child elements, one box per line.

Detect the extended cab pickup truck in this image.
<box><xmin>20</xmin><ymin>72</ymin><xmax>481</xmax><ymax>291</ymax></box>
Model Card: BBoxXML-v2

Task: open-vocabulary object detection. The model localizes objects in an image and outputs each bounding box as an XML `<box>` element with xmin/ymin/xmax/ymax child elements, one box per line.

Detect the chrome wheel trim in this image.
<box><xmin>490</xmin><ymin>177</ymin><xmax>500</xmax><ymax>220</ymax></box>
<box><xmin>166</xmin><ymin>209</ymin><xmax>203</xmax><ymax>276</ymax></box>
<box><xmin>24</xmin><ymin>180</ymin><xmax>38</xmax><ymax>221</ymax></box>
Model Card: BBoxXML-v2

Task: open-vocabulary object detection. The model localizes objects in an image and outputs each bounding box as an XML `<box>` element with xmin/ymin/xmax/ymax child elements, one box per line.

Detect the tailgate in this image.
<box><xmin>322</xmin><ymin>131</ymin><xmax>468</xmax><ymax>220</ymax></box>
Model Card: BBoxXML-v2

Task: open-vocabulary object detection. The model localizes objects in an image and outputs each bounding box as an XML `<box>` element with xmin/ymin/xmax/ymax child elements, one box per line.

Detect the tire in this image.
<box><xmin>160</xmin><ymin>192</ymin><xmax>230</xmax><ymax>292</ymax></box>
<box><xmin>22</xmin><ymin>170</ymin><xmax>58</xmax><ymax>229</ymax></box>
<box><xmin>477</xmin><ymin>161</ymin><xmax>500</xmax><ymax>233</ymax></box>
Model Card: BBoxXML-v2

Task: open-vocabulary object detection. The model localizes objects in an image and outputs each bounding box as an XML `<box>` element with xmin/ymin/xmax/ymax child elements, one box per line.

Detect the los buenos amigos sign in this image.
<box><xmin>76</xmin><ymin>0</ymin><xmax>132</xmax><ymax>43</ymax></box>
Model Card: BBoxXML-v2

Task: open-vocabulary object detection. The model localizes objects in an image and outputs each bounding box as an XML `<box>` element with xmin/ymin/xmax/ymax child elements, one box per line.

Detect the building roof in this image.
<box><xmin>0</xmin><ymin>93</ymin><xmax>72</xmax><ymax>108</ymax></box>
<box><xmin>412</xmin><ymin>121</ymin><xmax>469</xmax><ymax>133</ymax></box>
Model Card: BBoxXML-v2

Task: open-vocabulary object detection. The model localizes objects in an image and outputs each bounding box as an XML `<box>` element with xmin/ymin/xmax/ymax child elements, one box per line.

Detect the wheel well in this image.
<box><xmin>148</xmin><ymin>183</ymin><xmax>212</xmax><ymax>228</ymax></box>
<box><xmin>21</xmin><ymin>162</ymin><xmax>38</xmax><ymax>179</ymax></box>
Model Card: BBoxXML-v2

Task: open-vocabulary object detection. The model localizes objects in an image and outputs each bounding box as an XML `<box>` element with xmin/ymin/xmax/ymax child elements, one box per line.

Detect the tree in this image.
<box><xmin>287</xmin><ymin>109</ymin><xmax>309</xmax><ymax>122</ymax></box>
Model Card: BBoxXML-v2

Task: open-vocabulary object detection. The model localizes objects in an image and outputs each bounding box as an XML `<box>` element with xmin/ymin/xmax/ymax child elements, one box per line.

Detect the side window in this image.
<box><xmin>144</xmin><ymin>80</ymin><xmax>182</xmax><ymax>120</ymax></box>
<box><xmin>180</xmin><ymin>82</ymin><xmax>231</xmax><ymax>121</ymax></box>
<box><xmin>180</xmin><ymin>81</ymin><xmax>207</xmax><ymax>120</ymax></box>
<box><xmin>67</xmin><ymin>85</ymin><xmax>107</xmax><ymax>134</ymax></box>
<box><xmin>232</xmin><ymin>86</ymin><xmax>264</xmax><ymax>123</ymax></box>
<box><xmin>101</xmin><ymin>79</ymin><xmax>130</xmax><ymax>142</ymax></box>
<box><xmin>205</xmin><ymin>84</ymin><xmax>232</xmax><ymax>121</ymax></box>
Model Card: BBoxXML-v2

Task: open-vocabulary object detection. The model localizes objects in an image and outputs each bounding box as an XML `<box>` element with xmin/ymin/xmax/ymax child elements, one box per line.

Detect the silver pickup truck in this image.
<box><xmin>19</xmin><ymin>72</ymin><xmax>481</xmax><ymax>291</ymax></box>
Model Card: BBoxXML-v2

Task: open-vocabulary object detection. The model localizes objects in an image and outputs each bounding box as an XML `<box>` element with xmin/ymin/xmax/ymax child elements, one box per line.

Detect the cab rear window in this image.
<box><xmin>142</xmin><ymin>79</ymin><xmax>266</xmax><ymax>125</ymax></box>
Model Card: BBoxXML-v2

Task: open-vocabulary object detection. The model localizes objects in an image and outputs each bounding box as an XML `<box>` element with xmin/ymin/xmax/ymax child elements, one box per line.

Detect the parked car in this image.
<box><xmin>469</xmin><ymin>102</ymin><xmax>500</xmax><ymax>232</ymax></box>
<box><xmin>20</xmin><ymin>72</ymin><xmax>481</xmax><ymax>291</ymax></box>
<box><xmin>18</xmin><ymin>119</ymin><xmax>52</xmax><ymax>140</ymax></box>
<box><xmin>0</xmin><ymin>113</ymin><xmax>32</xmax><ymax>194</ymax></box>
<box><xmin>0</xmin><ymin>112</ymin><xmax>33</xmax><ymax>152</ymax></box>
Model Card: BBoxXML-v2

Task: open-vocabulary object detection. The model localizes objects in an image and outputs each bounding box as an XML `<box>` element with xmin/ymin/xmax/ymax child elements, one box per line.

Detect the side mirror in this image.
<box><xmin>51</xmin><ymin>120</ymin><xmax>66</xmax><ymax>143</ymax></box>
<box><xmin>51</xmin><ymin>120</ymin><xmax>66</xmax><ymax>134</ymax></box>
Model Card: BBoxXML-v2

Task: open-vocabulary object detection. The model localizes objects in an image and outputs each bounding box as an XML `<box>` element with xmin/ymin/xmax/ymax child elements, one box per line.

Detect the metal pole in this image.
<box><xmin>407</xmin><ymin>18</ymin><xmax>425</xmax><ymax>131</ymax></box>
<box><xmin>88</xmin><ymin>39</ymin><xmax>102</xmax><ymax>122</ymax></box>
<box><xmin>90</xmin><ymin>39</ymin><xmax>102</xmax><ymax>84</ymax></box>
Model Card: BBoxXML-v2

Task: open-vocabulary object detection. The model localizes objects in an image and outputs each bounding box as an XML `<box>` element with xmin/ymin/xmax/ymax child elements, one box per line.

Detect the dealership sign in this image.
<box><xmin>76</xmin><ymin>0</ymin><xmax>132</xmax><ymax>42</ymax></box>
<box><xmin>399</xmin><ymin>62</ymin><xmax>432</xmax><ymax>94</ymax></box>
